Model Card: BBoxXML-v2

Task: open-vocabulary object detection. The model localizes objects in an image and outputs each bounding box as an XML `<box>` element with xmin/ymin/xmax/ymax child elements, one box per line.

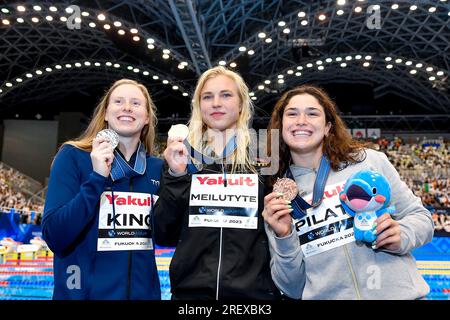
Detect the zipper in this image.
<box><xmin>222</xmin><ymin>162</ymin><xmax>227</xmax><ymax>187</ymax></box>
<box><xmin>126</xmin><ymin>177</ymin><xmax>134</xmax><ymax>299</ymax></box>
<box><xmin>126</xmin><ymin>251</ymin><xmax>133</xmax><ymax>299</ymax></box>
<box><xmin>215</xmin><ymin>227</ymin><xmax>223</xmax><ymax>300</ymax></box>
<box><xmin>343</xmin><ymin>244</ymin><xmax>362</xmax><ymax>299</ymax></box>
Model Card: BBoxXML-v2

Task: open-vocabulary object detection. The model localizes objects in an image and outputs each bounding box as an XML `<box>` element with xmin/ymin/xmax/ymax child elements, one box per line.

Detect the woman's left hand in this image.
<box><xmin>375</xmin><ymin>213</ymin><xmax>402</xmax><ymax>251</ymax></box>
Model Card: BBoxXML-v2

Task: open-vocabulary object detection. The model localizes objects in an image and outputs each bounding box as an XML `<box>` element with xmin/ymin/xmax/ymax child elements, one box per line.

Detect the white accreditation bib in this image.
<box><xmin>97</xmin><ymin>191</ymin><xmax>158</xmax><ymax>251</ymax></box>
<box><xmin>293</xmin><ymin>181</ymin><xmax>355</xmax><ymax>258</ymax></box>
<box><xmin>188</xmin><ymin>174</ymin><xmax>259</xmax><ymax>229</ymax></box>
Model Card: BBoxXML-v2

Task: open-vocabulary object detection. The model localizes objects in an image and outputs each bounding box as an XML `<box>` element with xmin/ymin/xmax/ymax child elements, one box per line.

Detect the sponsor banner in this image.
<box><xmin>189</xmin><ymin>174</ymin><xmax>258</xmax><ymax>229</ymax></box>
<box><xmin>189</xmin><ymin>214</ymin><xmax>258</xmax><ymax>229</ymax></box>
<box><xmin>97</xmin><ymin>238</ymin><xmax>153</xmax><ymax>252</ymax></box>
<box><xmin>301</xmin><ymin>228</ymin><xmax>355</xmax><ymax>258</ymax></box>
<box><xmin>433</xmin><ymin>207</ymin><xmax>450</xmax><ymax>237</ymax></box>
<box><xmin>293</xmin><ymin>181</ymin><xmax>355</xmax><ymax>258</ymax></box>
<box><xmin>97</xmin><ymin>191</ymin><xmax>157</xmax><ymax>251</ymax></box>
<box><xmin>367</xmin><ymin>128</ymin><xmax>381</xmax><ymax>139</ymax></box>
<box><xmin>352</xmin><ymin>128</ymin><xmax>366</xmax><ymax>138</ymax></box>
<box><xmin>98</xmin><ymin>228</ymin><xmax>151</xmax><ymax>238</ymax></box>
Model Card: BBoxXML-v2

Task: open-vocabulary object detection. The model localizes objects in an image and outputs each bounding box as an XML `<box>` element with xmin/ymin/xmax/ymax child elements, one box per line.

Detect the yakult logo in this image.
<box><xmin>105</xmin><ymin>195</ymin><xmax>152</xmax><ymax>206</ymax></box>
<box><xmin>323</xmin><ymin>184</ymin><xmax>345</xmax><ymax>200</ymax></box>
<box><xmin>302</xmin><ymin>183</ymin><xmax>346</xmax><ymax>205</ymax></box>
<box><xmin>196</xmin><ymin>176</ymin><xmax>256</xmax><ymax>186</ymax></box>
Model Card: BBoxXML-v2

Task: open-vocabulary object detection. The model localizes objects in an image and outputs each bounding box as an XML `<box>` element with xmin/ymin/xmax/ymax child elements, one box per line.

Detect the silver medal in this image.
<box><xmin>96</xmin><ymin>129</ymin><xmax>119</xmax><ymax>149</ymax></box>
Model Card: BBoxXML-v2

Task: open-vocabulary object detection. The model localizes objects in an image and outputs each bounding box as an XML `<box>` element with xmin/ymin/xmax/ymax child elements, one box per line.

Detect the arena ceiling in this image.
<box><xmin>0</xmin><ymin>0</ymin><xmax>449</xmax><ymax>120</ymax></box>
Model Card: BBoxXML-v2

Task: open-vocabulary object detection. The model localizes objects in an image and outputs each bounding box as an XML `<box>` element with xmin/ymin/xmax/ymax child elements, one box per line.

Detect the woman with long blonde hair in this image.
<box><xmin>186</xmin><ymin>66</ymin><xmax>255</xmax><ymax>173</ymax></box>
<box><xmin>43</xmin><ymin>79</ymin><xmax>163</xmax><ymax>300</ymax></box>
<box><xmin>153</xmin><ymin>66</ymin><xmax>280</xmax><ymax>300</ymax></box>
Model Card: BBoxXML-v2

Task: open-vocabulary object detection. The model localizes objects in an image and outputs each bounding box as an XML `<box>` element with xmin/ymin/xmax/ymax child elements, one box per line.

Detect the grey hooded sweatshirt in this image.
<box><xmin>266</xmin><ymin>149</ymin><xmax>434</xmax><ymax>300</ymax></box>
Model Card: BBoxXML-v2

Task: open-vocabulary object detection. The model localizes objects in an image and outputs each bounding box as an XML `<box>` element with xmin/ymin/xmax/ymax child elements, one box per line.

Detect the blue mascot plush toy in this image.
<box><xmin>339</xmin><ymin>170</ymin><xmax>395</xmax><ymax>246</ymax></box>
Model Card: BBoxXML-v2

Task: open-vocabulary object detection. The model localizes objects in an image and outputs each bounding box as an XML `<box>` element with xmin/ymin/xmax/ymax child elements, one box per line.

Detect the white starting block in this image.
<box><xmin>0</xmin><ymin>245</ymin><xmax>6</xmax><ymax>263</ymax></box>
<box><xmin>16</xmin><ymin>244</ymin><xmax>41</xmax><ymax>253</ymax></box>
<box><xmin>30</xmin><ymin>237</ymin><xmax>52</xmax><ymax>258</ymax></box>
<box><xmin>0</xmin><ymin>238</ymin><xmax>20</xmax><ymax>253</ymax></box>
<box><xmin>16</xmin><ymin>244</ymin><xmax>40</xmax><ymax>260</ymax></box>
<box><xmin>0</xmin><ymin>237</ymin><xmax>52</xmax><ymax>261</ymax></box>
<box><xmin>30</xmin><ymin>237</ymin><xmax>48</xmax><ymax>251</ymax></box>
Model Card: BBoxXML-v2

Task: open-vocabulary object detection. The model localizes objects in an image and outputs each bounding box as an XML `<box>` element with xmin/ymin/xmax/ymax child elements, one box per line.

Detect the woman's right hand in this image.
<box><xmin>164</xmin><ymin>136</ymin><xmax>188</xmax><ymax>174</ymax></box>
<box><xmin>262</xmin><ymin>192</ymin><xmax>294</xmax><ymax>238</ymax></box>
<box><xmin>91</xmin><ymin>137</ymin><xmax>115</xmax><ymax>177</ymax></box>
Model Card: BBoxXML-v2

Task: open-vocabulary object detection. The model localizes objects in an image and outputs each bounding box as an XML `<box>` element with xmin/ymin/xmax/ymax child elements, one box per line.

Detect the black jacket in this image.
<box><xmin>153</xmin><ymin>163</ymin><xmax>281</xmax><ymax>300</ymax></box>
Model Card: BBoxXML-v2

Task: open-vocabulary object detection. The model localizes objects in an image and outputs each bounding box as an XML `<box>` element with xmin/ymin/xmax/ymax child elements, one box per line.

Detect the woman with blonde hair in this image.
<box><xmin>153</xmin><ymin>66</ymin><xmax>280</xmax><ymax>300</ymax></box>
<box><xmin>43</xmin><ymin>79</ymin><xmax>163</xmax><ymax>299</ymax></box>
<box><xmin>186</xmin><ymin>66</ymin><xmax>255</xmax><ymax>174</ymax></box>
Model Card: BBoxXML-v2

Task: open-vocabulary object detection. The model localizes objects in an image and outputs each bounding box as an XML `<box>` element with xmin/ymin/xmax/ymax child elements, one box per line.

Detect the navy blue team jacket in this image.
<box><xmin>42</xmin><ymin>144</ymin><xmax>162</xmax><ymax>300</ymax></box>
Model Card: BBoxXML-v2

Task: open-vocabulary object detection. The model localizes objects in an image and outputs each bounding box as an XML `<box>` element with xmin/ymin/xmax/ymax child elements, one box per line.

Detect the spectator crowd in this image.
<box><xmin>0</xmin><ymin>163</ymin><xmax>44</xmax><ymax>225</ymax></box>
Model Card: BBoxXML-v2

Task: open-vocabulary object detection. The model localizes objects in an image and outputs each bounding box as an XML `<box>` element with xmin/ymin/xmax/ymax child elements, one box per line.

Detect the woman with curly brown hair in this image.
<box><xmin>262</xmin><ymin>85</ymin><xmax>433</xmax><ymax>299</ymax></box>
